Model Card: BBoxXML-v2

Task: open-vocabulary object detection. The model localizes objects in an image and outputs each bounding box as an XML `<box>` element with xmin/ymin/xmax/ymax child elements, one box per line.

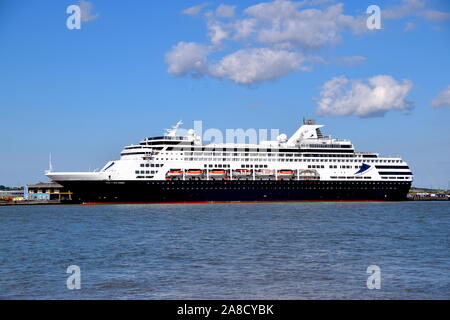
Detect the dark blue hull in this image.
<box><xmin>57</xmin><ymin>180</ymin><xmax>412</xmax><ymax>203</ymax></box>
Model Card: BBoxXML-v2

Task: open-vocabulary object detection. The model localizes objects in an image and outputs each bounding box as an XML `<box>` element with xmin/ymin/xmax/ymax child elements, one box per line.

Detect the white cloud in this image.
<box><xmin>384</xmin><ymin>0</ymin><xmax>450</xmax><ymax>21</ymax></box>
<box><xmin>182</xmin><ymin>3</ymin><xmax>209</xmax><ymax>16</ymax></box>
<box><xmin>166</xmin><ymin>0</ymin><xmax>449</xmax><ymax>85</ymax></box>
<box><xmin>244</xmin><ymin>2</ymin><xmax>367</xmax><ymax>49</ymax></box>
<box><xmin>209</xmin><ymin>48</ymin><xmax>305</xmax><ymax>84</ymax></box>
<box><xmin>166</xmin><ymin>1</ymin><xmax>369</xmax><ymax>85</ymax></box>
<box><xmin>165</xmin><ymin>42</ymin><xmax>211</xmax><ymax>77</ymax></box>
<box><xmin>383</xmin><ymin>0</ymin><xmax>425</xmax><ymax>20</ymax></box>
<box><xmin>79</xmin><ymin>0</ymin><xmax>99</xmax><ymax>22</ymax></box>
<box><xmin>430</xmin><ymin>85</ymin><xmax>450</xmax><ymax>108</ymax></box>
<box><xmin>166</xmin><ymin>44</ymin><xmax>306</xmax><ymax>84</ymax></box>
<box><xmin>206</xmin><ymin>16</ymin><xmax>229</xmax><ymax>45</ymax></box>
<box><xmin>421</xmin><ymin>10</ymin><xmax>450</xmax><ymax>21</ymax></box>
<box><xmin>216</xmin><ymin>4</ymin><xmax>236</xmax><ymax>18</ymax></box>
<box><xmin>316</xmin><ymin>75</ymin><xmax>414</xmax><ymax>117</ymax></box>
<box><xmin>232</xmin><ymin>18</ymin><xmax>257</xmax><ymax>39</ymax></box>
<box><xmin>244</xmin><ymin>0</ymin><xmax>305</xmax><ymax>22</ymax></box>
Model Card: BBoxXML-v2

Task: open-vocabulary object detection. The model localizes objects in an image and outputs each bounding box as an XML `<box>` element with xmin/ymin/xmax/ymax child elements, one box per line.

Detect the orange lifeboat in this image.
<box><xmin>209</xmin><ymin>169</ymin><xmax>227</xmax><ymax>177</ymax></box>
<box><xmin>167</xmin><ymin>169</ymin><xmax>183</xmax><ymax>177</ymax></box>
<box><xmin>277</xmin><ymin>170</ymin><xmax>294</xmax><ymax>177</ymax></box>
<box><xmin>186</xmin><ymin>169</ymin><xmax>203</xmax><ymax>177</ymax></box>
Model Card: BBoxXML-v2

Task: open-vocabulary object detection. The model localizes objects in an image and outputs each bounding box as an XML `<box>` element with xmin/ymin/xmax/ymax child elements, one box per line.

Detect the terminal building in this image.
<box><xmin>27</xmin><ymin>182</ymin><xmax>72</xmax><ymax>201</ymax></box>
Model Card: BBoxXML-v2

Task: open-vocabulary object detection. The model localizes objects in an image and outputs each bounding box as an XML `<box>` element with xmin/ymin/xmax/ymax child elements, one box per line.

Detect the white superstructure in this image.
<box><xmin>46</xmin><ymin>120</ymin><xmax>413</xmax><ymax>183</ymax></box>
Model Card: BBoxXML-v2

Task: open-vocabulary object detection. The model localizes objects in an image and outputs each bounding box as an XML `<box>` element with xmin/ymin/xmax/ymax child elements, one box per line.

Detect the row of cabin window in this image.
<box><xmin>155</xmin><ymin>180</ymin><xmax>409</xmax><ymax>184</ymax></box>
<box><xmin>330</xmin><ymin>176</ymin><xmax>372</xmax><ymax>179</ymax></box>
<box><xmin>161</xmin><ymin>151</ymin><xmax>393</xmax><ymax>159</ymax></box>
<box><xmin>203</xmin><ymin>164</ymin><xmax>231</xmax><ymax>168</ymax></box>
<box><xmin>329</xmin><ymin>176</ymin><xmax>410</xmax><ymax>180</ymax></box>
<box><xmin>151</xmin><ymin>155</ymin><xmax>367</xmax><ymax>161</ymax></box>
<box><xmin>310</xmin><ymin>164</ymin><xmax>368</xmax><ymax>169</ymax></box>
<box><xmin>157</xmin><ymin>149</ymin><xmax>403</xmax><ymax>163</ymax></box>
<box><xmin>381</xmin><ymin>177</ymin><xmax>409</xmax><ymax>179</ymax></box>
<box><xmin>182</xmin><ymin>157</ymin><xmax>401</xmax><ymax>163</ymax></box>
<box><xmin>140</xmin><ymin>163</ymin><xmax>163</xmax><ymax>168</ymax></box>
<box><xmin>183</xmin><ymin>152</ymin><xmax>354</xmax><ymax>157</ymax></box>
<box><xmin>182</xmin><ymin>158</ymin><xmax>350</xmax><ymax>163</ymax></box>
<box><xmin>242</xmin><ymin>164</ymin><xmax>268</xmax><ymax>168</ymax></box>
<box><xmin>143</xmin><ymin>150</ymin><xmax>395</xmax><ymax>160</ymax></box>
<box><xmin>136</xmin><ymin>170</ymin><xmax>158</xmax><ymax>174</ymax></box>
<box><xmin>300</xmin><ymin>144</ymin><xmax>352</xmax><ymax>148</ymax></box>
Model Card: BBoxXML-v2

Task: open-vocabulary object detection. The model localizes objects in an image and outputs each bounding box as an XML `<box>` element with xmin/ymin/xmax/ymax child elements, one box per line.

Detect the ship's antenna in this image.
<box><xmin>165</xmin><ymin>120</ymin><xmax>183</xmax><ymax>136</ymax></box>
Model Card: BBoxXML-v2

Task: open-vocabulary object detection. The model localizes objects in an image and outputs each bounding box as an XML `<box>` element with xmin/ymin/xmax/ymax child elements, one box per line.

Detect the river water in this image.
<box><xmin>0</xmin><ymin>202</ymin><xmax>448</xmax><ymax>299</ymax></box>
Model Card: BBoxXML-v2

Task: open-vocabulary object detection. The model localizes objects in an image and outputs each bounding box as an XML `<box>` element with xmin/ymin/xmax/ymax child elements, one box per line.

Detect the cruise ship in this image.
<box><xmin>46</xmin><ymin>120</ymin><xmax>413</xmax><ymax>203</ymax></box>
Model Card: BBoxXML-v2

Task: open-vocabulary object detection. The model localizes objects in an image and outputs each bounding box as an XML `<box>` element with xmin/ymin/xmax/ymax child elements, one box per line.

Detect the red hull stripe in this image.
<box><xmin>81</xmin><ymin>200</ymin><xmax>382</xmax><ymax>205</ymax></box>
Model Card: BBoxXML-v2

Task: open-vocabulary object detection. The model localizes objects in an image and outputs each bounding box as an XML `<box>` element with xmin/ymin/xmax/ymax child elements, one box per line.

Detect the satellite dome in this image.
<box><xmin>277</xmin><ymin>134</ymin><xmax>287</xmax><ymax>142</ymax></box>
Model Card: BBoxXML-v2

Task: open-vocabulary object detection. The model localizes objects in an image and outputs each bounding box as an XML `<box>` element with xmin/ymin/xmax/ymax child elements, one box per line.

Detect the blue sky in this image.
<box><xmin>0</xmin><ymin>0</ymin><xmax>449</xmax><ymax>189</ymax></box>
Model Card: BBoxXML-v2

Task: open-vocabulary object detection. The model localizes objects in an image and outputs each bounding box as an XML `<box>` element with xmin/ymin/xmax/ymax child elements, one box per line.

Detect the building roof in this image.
<box><xmin>27</xmin><ymin>181</ymin><xmax>64</xmax><ymax>188</ymax></box>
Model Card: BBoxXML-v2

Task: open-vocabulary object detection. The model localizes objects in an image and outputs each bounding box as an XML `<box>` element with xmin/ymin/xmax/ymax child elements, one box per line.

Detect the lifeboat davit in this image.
<box><xmin>255</xmin><ymin>169</ymin><xmax>274</xmax><ymax>177</ymax></box>
<box><xmin>233</xmin><ymin>169</ymin><xmax>252</xmax><ymax>176</ymax></box>
<box><xmin>185</xmin><ymin>169</ymin><xmax>203</xmax><ymax>177</ymax></box>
